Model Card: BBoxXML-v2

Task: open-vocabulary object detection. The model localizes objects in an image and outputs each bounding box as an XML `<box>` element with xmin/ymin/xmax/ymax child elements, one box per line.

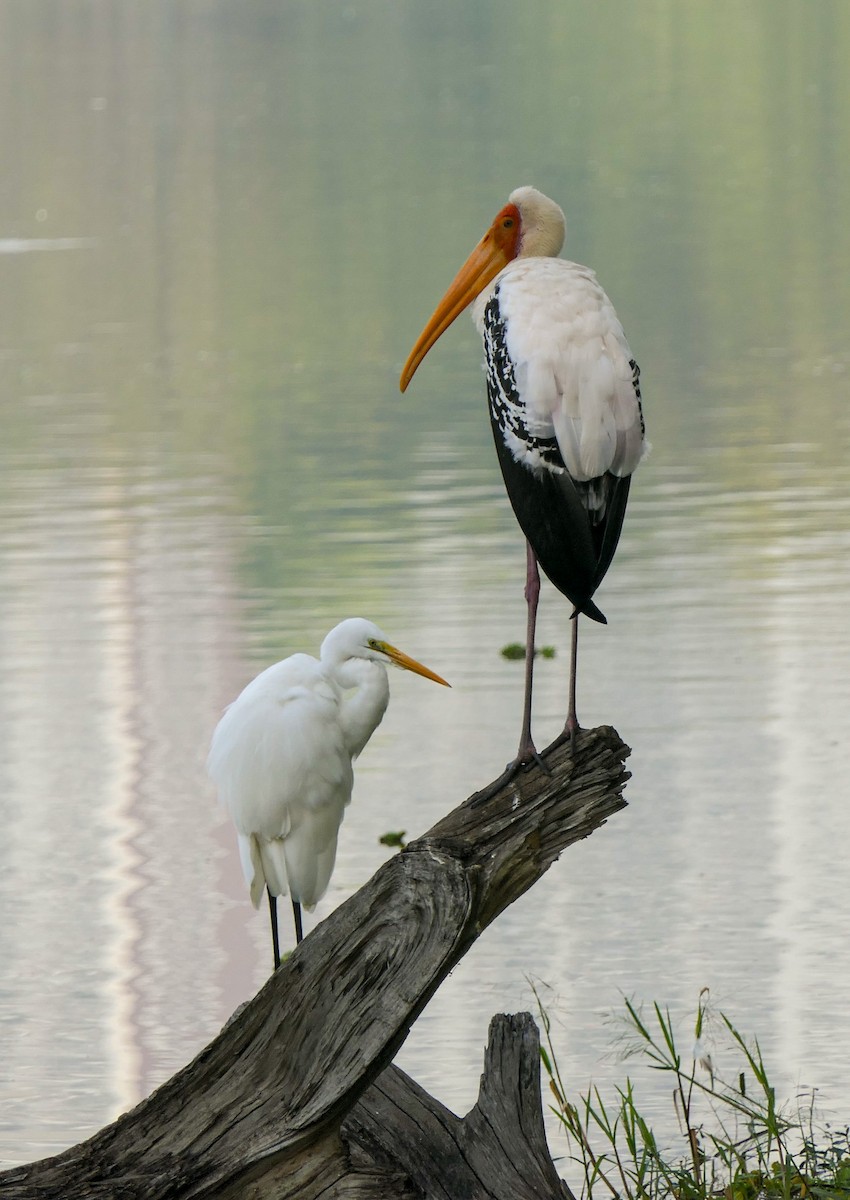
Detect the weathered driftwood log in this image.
<box><xmin>344</xmin><ymin>1011</ymin><xmax>573</xmax><ymax>1200</ymax></box>
<box><xmin>2</xmin><ymin>726</ymin><xmax>630</xmax><ymax>1200</ymax></box>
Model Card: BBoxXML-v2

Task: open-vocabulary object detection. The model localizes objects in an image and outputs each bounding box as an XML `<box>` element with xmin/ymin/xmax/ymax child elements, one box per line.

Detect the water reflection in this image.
<box><xmin>1</xmin><ymin>0</ymin><xmax>849</xmax><ymax>1171</ymax></box>
<box><xmin>0</xmin><ymin>411</ymin><xmax>250</xmax><ymax>1159</ymax></box>
<box><xmin>0</xmin><ymin>238</ymin><xmax>98</xmax><ymax>254</ymax></box>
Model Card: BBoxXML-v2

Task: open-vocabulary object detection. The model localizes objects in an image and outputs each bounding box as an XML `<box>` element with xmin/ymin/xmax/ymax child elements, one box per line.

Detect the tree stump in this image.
<box><xmin>1</xmin><ymin>726</ymin><xmax>630</xmax><ymax>1199</ymax></box>
<box><xmin>344</xmin><ymin>1012</ymin><xmax>573</xmax><ymax>1199</ymax></box>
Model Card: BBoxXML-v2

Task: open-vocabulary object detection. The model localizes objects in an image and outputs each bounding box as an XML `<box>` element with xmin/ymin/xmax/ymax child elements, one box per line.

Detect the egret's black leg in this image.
<box><xmin>292</xmin><ymin>900</ymin><xmax>303</xmax><ymax>945</ymax></box>
<box><xmin>268</xmin><ymin>890</ymin><xmax>281</xmax><ymax>970</ymax></box>
<box><xmin>565</xmin><ymin>609</ymin><xmax>580</xmax><ymax>754</ymax></box>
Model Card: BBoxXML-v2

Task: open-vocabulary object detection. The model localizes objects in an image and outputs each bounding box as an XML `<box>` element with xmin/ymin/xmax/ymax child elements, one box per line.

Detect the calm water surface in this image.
<box><xmin>1</xmin><ymin>0</ymin><xmax>849</xmax><ymax>1169</ymax></box>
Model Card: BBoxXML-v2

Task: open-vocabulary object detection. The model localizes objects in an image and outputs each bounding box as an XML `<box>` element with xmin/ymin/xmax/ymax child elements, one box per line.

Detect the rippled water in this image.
<box><xmin>1</xmin><ymin>0</ymin><xmax>849</xmax><ymax>1170</ymax></box>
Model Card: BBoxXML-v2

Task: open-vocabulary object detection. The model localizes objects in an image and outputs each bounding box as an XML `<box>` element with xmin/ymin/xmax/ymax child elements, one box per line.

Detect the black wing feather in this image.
<box><xmin>490</xmin><ymin>415</ymin><xmax>607</xmax><ymax>623</ymax></box>
<box><xmin>484</xmin><ymin>290</ymin><xmax>635</xmax><ymax>624</ymax></box>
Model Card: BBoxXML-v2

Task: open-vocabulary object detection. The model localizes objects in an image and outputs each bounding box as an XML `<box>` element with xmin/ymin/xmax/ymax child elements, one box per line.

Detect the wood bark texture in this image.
<box><xmin>2</xmin><ymin>725</ymin><xmax>630</xmax><ymax>1199</ymax></box>
<box><xmin>344</xmin><ymin>1012</ymin><xmax>574</xmax><ymax>1200</ymax></box>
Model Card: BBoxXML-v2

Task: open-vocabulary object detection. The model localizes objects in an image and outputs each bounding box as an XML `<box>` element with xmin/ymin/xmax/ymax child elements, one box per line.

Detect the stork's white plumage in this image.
<box><xmin>207</xmin><ymin>618</ymin><xmax>449</xmax><ymax>967</ymax></box>
<box><xmin>401</xmin><ymin>186</ymin><xmax>646</xmax><ymax>763</ymax></box>
<box><xmin>474</xmin><ymin>255</ymin><xmax>644</xmax><ymax>486</ymax></box>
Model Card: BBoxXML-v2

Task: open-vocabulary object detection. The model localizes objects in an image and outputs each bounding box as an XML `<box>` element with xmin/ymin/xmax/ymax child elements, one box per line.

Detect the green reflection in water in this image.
<box><xmin>1</xmin><ymin>0</ymin><xmax>850</xmax><ymax>1166</ymax></box>
<box><xmin>1</xmin><ymin>0</ymin><xmax>847</xmax><ymax>699</ymax></box>
<box><xmin>3</xmin><ymin>0</ymin><xmax>848</xmax><ymax>610</ymax></box>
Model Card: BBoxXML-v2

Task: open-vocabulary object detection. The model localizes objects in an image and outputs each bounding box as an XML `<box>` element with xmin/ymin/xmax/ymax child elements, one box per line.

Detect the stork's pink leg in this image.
<box><xmin>565</xmin><ymin>610</ymin><xmax>580</xmax><ymax>753</ymax></box>
<box><xmin>513</xmin><ymin>541</ymin><xmax>540</xmax><ymax>767</ymax></box>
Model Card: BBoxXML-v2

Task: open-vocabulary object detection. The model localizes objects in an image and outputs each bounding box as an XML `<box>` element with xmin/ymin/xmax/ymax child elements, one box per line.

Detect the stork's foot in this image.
<box><xmin>469</xmin><ymin>734</ymin><xmax>553</xmax><ymax>808</ymax></box>
<box><xmin>504</xmin><ymin>736</ymin><xmax>553</xmax><ymax>778</ymax></box>
<box><xmin>546</xmin><ymin>718</ymin><xmax>580</xmax><ymax>758</ymax></box>
<box><xmin>567</xmin><ymin>718</ymin><xmax>578</xmax><ymax>757</ymax></box>
<box><xmin>554</xmin><ymin>715</ymin><xmax>581</xmax><ymax>753</ymax></box>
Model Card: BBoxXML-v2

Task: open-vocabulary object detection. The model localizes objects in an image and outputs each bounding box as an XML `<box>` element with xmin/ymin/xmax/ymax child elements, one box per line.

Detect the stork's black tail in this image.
<box><xmin>490</xmin><ymin>421</ymin><xmax>631</xmax><ymax>625</ymax></box>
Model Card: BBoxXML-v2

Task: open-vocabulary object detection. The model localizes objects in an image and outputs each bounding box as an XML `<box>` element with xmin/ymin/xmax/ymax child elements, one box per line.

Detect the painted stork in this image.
<box><xmin>400</xmin><ymin>186</ymin><xmax>646</xmax><ymax>764</ymax></box>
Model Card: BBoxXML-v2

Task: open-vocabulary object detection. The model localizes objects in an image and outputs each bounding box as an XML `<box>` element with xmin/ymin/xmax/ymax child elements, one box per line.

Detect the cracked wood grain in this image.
<box><xmin>2</xmin><ymin>726</ymin><xmax>629</xmax><ymax>1199</ymax></box>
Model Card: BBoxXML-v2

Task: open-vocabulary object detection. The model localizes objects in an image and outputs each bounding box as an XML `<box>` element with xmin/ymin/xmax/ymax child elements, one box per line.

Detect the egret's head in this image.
<box><xmin>320</xmin><ymin>618</ymin><xmax>449</xmax><ymax>686</ymax></box>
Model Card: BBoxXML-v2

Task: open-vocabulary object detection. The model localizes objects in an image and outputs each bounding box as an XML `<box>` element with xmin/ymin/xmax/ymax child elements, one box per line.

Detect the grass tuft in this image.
<box><xmin>532</xmin><ymin>985</ymin><xmax>850</xmax><ymax>1200</ymax></box>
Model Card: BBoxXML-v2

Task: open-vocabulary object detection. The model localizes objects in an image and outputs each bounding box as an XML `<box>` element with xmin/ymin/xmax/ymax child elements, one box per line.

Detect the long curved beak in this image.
<box><xmin>379</xmin><ymin>642</ymin><xmax>450</xmax><ymax>687</ymax></box>
<box><xmin>400</xmin><ymin>211</ymin><xmax>518</xmax><ymax>392</ymax></box>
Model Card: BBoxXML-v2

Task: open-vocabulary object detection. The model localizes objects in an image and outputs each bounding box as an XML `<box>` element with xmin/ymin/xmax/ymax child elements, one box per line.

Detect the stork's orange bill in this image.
<box><xmin>400</xmin><ymin>203</ymin><xmax>520</xmax><ymax>391</ymax></box>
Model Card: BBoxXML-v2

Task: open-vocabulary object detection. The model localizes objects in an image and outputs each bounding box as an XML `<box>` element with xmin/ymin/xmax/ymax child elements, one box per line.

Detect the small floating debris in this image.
<box><xmin>500</xmin><ymin>643</ymin><xmax>556</xmax><ymax>660</ymax></box>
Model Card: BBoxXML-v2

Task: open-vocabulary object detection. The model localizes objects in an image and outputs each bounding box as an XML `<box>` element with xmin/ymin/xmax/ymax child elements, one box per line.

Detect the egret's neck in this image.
<box><xmin>332</xmin><ymin>658</ymin><xmax>390</xmax><ymax>758</ymax></box>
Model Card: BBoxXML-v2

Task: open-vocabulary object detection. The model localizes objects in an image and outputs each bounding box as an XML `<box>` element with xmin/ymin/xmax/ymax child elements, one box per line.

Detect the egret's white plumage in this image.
<box><xmin>400</xmin><ymin>186</ymin><xmax>647</xmax><ymax>763</ymax></box>
<box><xmin>207</xmin><ymin>618</ymin><xmax>449</xmax><ymax>964</ymax></box>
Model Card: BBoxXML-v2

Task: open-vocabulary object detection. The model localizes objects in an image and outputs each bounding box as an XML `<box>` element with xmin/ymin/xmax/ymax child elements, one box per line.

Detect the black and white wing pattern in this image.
<box><xmin>481</xmin><ymin>258</ymin><xmax>646</xmax><ymax>622</ymax></box>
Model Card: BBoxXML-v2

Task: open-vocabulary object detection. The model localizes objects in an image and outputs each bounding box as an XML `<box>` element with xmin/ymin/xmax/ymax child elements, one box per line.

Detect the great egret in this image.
<box><xmin>207</xmin><ymin>618</ymin><xmax>449</xmax><ymax>967</ymax></box>
<box><xmin>401</xmin><ymin>186</ymin><xmax>647</xmax><ymax>763</ymax></box>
